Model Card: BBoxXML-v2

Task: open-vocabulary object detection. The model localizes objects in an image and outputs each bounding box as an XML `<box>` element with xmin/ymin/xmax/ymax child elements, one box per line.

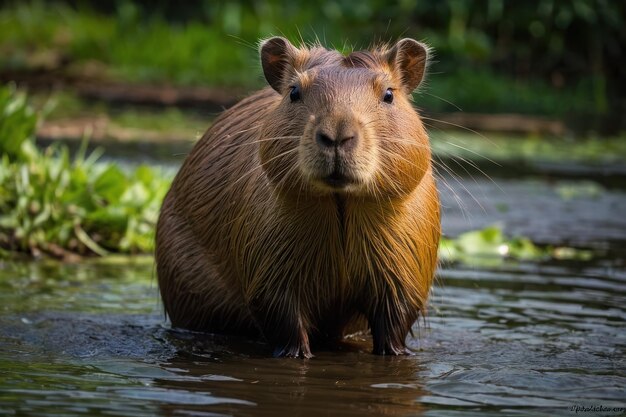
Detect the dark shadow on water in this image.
<box><xmin>0</xmin><ymin>311</ymin><xmax>428</xmax><ymax>417</ymax></box>
<box><xmin>154</xmin><ymin>329</ymin><xmax>428</xmax><ymax>417</ymax></box>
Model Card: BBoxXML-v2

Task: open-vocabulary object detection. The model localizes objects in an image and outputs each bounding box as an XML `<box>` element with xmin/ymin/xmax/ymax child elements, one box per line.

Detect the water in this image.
<box><xmin>1</xmin><ymin>177</ymin><xmax>625</xmax><ymax>416</ymax></box>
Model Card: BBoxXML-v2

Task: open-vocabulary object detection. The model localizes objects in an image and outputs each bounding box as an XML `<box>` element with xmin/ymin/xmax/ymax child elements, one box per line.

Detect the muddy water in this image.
<box><xmin>1</xmin><ymin>174</ymin><xmax>626</xmax><ymax>416</ymax></box>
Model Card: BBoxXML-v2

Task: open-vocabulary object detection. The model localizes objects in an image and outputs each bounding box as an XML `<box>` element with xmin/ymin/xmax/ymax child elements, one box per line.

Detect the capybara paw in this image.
<box><xmin>373</xmin><ymin>342</ymin><xmax>413</xmax><ymax>356</ymax></box>
<box><xmin>273</xmin><ymin>343</ymin><xmax>313</xmax><ymax>359</ymax></box>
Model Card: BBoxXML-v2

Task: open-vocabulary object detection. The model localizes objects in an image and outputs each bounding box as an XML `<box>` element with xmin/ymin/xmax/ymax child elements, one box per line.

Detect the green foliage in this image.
<box><xmin>0</xmin><ymin>86</ymin><xmax>38</xmax><ymax>161</ymax></box>
<box><xmin>0</xmin><ymin>1</ymin><xmax>257</xmax><ymax>87</ymax></box>
<box><xmin>2</xmin><ymin>1</ymin><xmax>622</xmax><ymax>121</ymax></box>
<box><xmin>440</xmin><ymin>225</ymin><xmax>593</xmax><ymax>266</ymax></box>
<box><xmin>0</xmin><ymin>86</ymin><xmax>172</xmax><ymax>257</ymax></box>
<box><xmin>417</xmin><ymin>69</ymin><xmax>592</xmax><ymax>116</ymax></box>
<box><xmin>440</xmin><ymin>225</ymin><xmax>543</xmax><ymax>264</ymax></box>
<box><xmin>555</xmin><ymin>181</ymin><xmax>604</xmax><ymax>200</ymax></box>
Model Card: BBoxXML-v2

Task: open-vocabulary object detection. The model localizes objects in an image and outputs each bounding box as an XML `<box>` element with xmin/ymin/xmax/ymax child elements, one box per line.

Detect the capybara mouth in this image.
<box><xmin>322</xmin><ymin>171</ymin><xmax>356</xmax><ymax>189</ymax></box>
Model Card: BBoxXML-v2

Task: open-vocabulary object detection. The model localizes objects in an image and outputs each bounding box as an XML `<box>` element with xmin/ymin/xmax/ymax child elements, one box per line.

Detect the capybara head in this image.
<box><xmin>258</xmin><ymin>37</ymin><xmax>431</xmax><ymax>200</ymax></box>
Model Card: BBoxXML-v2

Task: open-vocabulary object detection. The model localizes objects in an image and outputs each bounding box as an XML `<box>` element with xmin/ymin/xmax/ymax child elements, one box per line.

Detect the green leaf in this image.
<box><xmin>134</xmin><ymin>164</ymin><xmax>154</xmax><ymax>186</ymax></box>
<box><xmin>93</xmin><ymin>165</ymin><xmax>128</xmax><ymax>204</ymax></box>
<box><xmin>455</xmin><ymin>225</ymin><xmax>504</xmax><ymax>257</ymax></box>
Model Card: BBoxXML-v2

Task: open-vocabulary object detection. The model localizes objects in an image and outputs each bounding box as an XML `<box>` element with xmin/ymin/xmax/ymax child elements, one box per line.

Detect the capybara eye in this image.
<box><xmin>290</xmin><ymin>85</ymin><xmax>301</xmax><ymax>102</ymax></box>
<box><xmin>383</xmin><ymin>88</ymin><xmax>394</xmax><ymax>104</ymax></box>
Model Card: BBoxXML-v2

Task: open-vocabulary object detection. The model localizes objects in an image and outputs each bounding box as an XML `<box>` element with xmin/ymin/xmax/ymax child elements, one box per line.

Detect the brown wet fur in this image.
<box><xmin>156</xmin><ymin>37</ymin><xmax>440</xmax><ymax>358</ymax></box>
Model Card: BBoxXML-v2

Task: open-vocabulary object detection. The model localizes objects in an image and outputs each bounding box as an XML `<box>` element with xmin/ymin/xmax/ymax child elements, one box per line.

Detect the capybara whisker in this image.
<box><xmin>422</xmin><ymin>92</ymin><xmax>464</xmax><ymax>111</ymax></box>
<box><xmin>233</xmin><ymin>147</ymin><xmax>299</xmax><ymax>186</ymax></box>
<box><xmin>421</xmin><ymin>116</ymin><xmax>492</xmax><ymax>143</ymax></box>
<box><xmin>431</xmin><ymin>155</ymin><xmax>475</xmax><ymax>218</ymax></box>
<box><xmin>220</xmin><ymin>136</ymin><xmax>300</xmax><ymax>150</ymax></box>
<box><xmin>443</xmin><ymin>141</ymin><xmax>501</xmax><ymax>168</ymax></box>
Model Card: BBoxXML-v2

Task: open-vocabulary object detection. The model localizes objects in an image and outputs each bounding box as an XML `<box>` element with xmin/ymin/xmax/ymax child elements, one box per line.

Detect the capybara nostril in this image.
<box><xmin>316</xmin><ymin>129</ymin><xmax>359</xmax><ymax>150</ymax></box>
<box><xmin>316</xmin><ymin>130</ymin><xmax>335</xmax><ymax>149</ymax></box>
<box><xmin>338</xmin><ymin>131</ymin><xmax>358</xmax><ymax>150</ymax></box>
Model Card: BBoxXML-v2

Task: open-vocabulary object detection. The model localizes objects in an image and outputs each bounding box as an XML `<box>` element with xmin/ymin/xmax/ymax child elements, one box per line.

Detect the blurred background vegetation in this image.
<box><xmin>1</xmin><ymin>0</ymin><xmax>625</xmax><ymax>258</ymax></box>
<box><xmin>0</xmin><ymin>0</ymin><xmax>624</xmax><ymax>132</ymax></box>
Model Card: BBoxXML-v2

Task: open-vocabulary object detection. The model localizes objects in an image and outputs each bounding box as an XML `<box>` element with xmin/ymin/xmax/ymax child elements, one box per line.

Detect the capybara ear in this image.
<box><xmin>260</xmin><ymin>36</ymin><xmax>298</xmax><ymax>93</ymax></box>
<box><xmin>386</xmin><ymin>38</ymin><xmax>430</xmax><ymax>93</ymax></box>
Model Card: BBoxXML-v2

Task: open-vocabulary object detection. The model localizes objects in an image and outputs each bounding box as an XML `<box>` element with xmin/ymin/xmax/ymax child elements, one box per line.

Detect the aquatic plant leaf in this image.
<box><xmin>93</xmin><ymin>165</ymin><xmax>128</xmax><ymax>204</ymax></box>
<box><xmin>135</xmin><ymin>165</ymin><xmax>155</xmax><ymax>186</ymax></box>
<box><xmin>455</xmin><ymin>225</ymin><xmax>504</xmax><ymax>256</ymax></box>
<box><xmin>0</xmin><ymin>86</ymin><xmax>38</xmax><ymax>162</ymax></box>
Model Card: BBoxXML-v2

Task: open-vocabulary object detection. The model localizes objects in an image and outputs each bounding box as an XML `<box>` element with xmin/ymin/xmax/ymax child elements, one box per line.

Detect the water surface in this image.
<box><xmin>1</xmin><ymin>248</ymin><xmax>624</xmax><ymax>417</ymax></box>
<box><xmin>2</xmin><ymin>147</ymin><xmax>626</xmax><ymax>416</ymax></box>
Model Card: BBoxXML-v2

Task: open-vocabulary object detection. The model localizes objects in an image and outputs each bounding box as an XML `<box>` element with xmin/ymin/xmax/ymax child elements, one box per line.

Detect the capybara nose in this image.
<box><xmin>315</xmin><ymin>128</ymin><xmax>358</xmax><ymax>151</ymax></box>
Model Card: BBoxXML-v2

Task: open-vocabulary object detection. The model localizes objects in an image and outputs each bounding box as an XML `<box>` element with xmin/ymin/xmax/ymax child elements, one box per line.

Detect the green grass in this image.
<box><xmin>28</xmin><ymin>91</ymin><xmax>207</xmax><ymax>141</ymax></box>
<box><xmin>0</xmin><ymin>1</ymin><xmax>596</xmax><ymax>118</ymax></box>
<box><xmin>32</xmin><ymin>89</ymin><xmax>625</xmax><ymax>167</ymax></box>
<box><xmin>111</xmin><ymin>107</ymin><xmax>207</xmax><ymax>135</ymax></box>
<box><xmin>0</xmin><ymin>85</ymin><xmax>172</xmax><ymax>258</ymax></box>
<box><xmin>416</xmin><ymin>69</ymin><xmax>594</xmax><ymax>117</ymax></box>
<box><xmin>0</xmin><ymin>1</ymin><xmax>259</xmax><ymax>88</ymax></box>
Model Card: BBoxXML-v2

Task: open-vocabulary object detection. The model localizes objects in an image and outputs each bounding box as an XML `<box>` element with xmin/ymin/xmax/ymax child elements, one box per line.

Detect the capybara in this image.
<box><xmin>156</xmin><ymin>37</ymin><xmax>440</xmax><ymax>358</ymax></box>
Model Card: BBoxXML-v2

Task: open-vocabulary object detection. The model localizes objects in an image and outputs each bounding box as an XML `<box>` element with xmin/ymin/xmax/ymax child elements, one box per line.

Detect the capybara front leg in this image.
<box><xmin>250</xmin><ymin>298</ymin><xmax>312</xmax><ymax>359</ymax></box>
<box><xmin>272</xmin><ymin>315</ymin><xmax>312</xmax><ymax>359</ymax></box>
<box><xmin>368</xmin><ymin>296</ymin><xmax>417</xmax><ymax>356</ymax></box>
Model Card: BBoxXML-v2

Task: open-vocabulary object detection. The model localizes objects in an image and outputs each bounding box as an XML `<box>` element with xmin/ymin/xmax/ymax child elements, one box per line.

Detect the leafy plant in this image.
<box><xmin>0</xmin><ymin>86</ymin><xmax>39</xmax><ymax>161</ymax></box>
<box><xmin>439</xmin><ymin>224</ymin><xmax>593</xmax><ymax>266</ymax></box>
<box><xmin>0</xmin><ymin>85</ymin><xmax>172</xmax><ymax>258</ymax></box>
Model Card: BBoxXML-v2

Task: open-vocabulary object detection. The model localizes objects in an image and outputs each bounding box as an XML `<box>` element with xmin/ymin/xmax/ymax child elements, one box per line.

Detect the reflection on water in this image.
<box><xmin>0</xmin><ymin>256</ymin><xmax>624</xmax><ymax>417</ymax></box>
